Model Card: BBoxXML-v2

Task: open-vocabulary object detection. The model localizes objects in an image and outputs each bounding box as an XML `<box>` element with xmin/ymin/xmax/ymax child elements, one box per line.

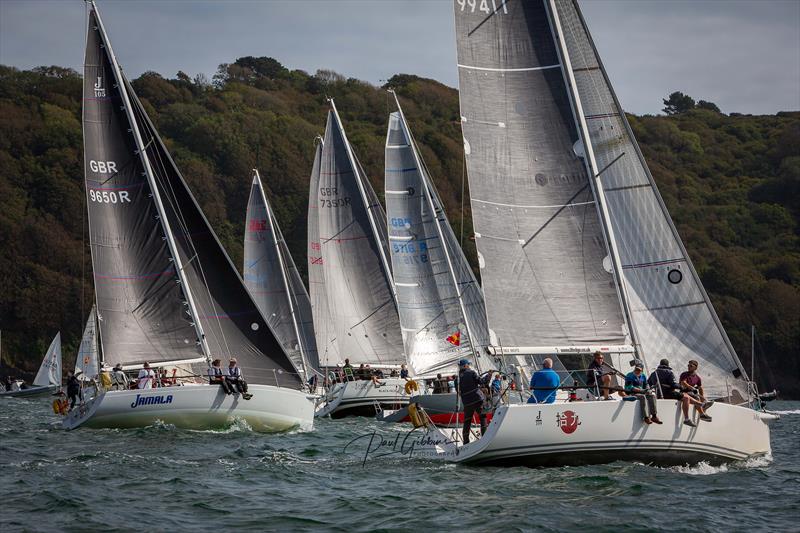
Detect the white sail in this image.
<box><xmin>315</xmin><ymin>103</ymin><xmax>405</xmax><ymax>366</ymax></box>
<box><xmin>385</xmin><ymin>107</ymin><xmax>494</xmax><ymax>376</ymax></box>
<box><xmin>33</xmin><ymin>332</ymin><xmax>61</xmax><ymax>387</ymax></box>
<box><xmin>75</xmin><ymin>306</ymin><xmax>100</xmax><ymax>381</ymax></box>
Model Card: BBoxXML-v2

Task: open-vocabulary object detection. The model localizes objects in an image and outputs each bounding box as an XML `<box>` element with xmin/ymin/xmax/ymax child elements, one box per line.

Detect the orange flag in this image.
<box><xmin>446</xmin><ymin>331</ymin><xmax>461</xmax><ymax>347</ymax></box>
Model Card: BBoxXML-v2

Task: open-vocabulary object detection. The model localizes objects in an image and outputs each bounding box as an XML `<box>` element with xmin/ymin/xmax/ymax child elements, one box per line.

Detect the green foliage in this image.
<box><xmin>0</xmin><ymin>63</ymin><xmax>797</xmax><ymax>397</ymax></box>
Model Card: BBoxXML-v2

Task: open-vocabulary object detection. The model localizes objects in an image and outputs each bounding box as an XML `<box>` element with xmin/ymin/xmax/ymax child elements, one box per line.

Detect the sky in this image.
<box><xmin>0</xmin><ymin>0</ymin><xmax>798</xmax><ymax>115</ymax></box>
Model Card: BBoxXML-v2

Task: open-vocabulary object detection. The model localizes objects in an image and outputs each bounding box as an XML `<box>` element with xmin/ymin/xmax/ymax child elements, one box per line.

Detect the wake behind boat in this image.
<box><xmin>64</xmin><ymin>2</ymin><xmax>313</xmax><ymax>431</ymax></box>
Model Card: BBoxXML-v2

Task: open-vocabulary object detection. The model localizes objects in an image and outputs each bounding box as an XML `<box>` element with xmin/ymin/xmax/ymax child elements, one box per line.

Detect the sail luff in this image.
<box><xmin>90</xmin><ymin>2</ymin><xmax>210</xmax><ymax>363</ymax></box>
<box><xmin>544</xmin><ymin>0</ymin><xmax>640</xmax><ymax>362</ymax></box>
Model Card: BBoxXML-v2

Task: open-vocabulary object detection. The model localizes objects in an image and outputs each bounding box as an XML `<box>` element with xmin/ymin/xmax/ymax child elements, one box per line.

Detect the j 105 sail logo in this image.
<box><xmin>94</xmin><ymin>76</ymin><xmax>105</xmax><ymax>98</ymax></box>
<box><xmin>557</xmin><ymin>410</ymin><xmax>581</xmax><ymax>434</ymax></box>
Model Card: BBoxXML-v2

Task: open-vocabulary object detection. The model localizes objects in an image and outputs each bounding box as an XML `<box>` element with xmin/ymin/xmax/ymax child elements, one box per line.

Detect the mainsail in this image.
<box><xmin>85</xmin><ymin>4</ymin><xmax>300</xmax><ymax>388</ymax></box>
<box><xmin>453</xmin><ymin>0</ymin><xmax>628</xmax><ymax>355</ymax></box>
<box><xmin>33</xmin><ymin>332</ymin><xmax>61</xmax><ymax>387</ymax></box>
<box><xmin>244</xmin><ymin>169</ymin><xmax>320</xmax><ymax>377</ymax></box>
<box><xmin>385</xmin><ymin>102</ymin><xmax>493</xmax><ymax>376</ymax></box>
<box><xmin>314</xmin><ymin>103</ymin><xmax>405</xmax><ymax>366</ymax></box>
<box><xmin>551</xmin><ymin>0</ymin><xmax>748</xmax><ymax>398</ymax></box>
<box><xmin>75</xmin><ymin>306</ymin><xmax>100</xmax><ymax>381</ymax></box>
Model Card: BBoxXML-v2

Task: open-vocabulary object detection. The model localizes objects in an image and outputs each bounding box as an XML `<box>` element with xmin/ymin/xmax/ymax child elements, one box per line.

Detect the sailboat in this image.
<box><xmin>409</xmin><ymin>0</ymin><xmax>775</xmax><ymax>466</ymax></box>
<box><xmin>0</xmin><ymin>332</ymin><xmax>62</xmax><ymax>398</ymax></box>
<box><xmin>381</xmin><ymin>92</ymin><xmax>497</xmax><ymax>425</ymax></box>
<box><xmin>63</xmin><ymin>2</ymin><xmax>314</xmax><ymax>431</ymax></box>
<box><xmin>312</xmin><ymin>101</ymin><xmax>416</xmax><ymax>418</ymax></box>
<box><xmin>74</xmin><ymin>306</ymin><xmax>100</xmax><ymax>383</ymax></box>
<box><xmin>244</xmin><ymin>169</ymin><xmax>320</xmax><ymax>383</ymax></box>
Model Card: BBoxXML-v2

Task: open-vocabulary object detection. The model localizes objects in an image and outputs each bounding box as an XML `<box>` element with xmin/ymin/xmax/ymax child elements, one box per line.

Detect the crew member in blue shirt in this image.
<box><xmin>527</xmin><ymin>358</ymin><xmax>560</xmax><ymax>404</ymax></box>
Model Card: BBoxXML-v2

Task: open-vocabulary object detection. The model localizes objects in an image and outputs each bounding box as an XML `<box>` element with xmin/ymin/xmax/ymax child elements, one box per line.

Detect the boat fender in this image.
<box><xmin>404</xmin><ymin>380</ymin><xmax>419</xmax><ymax>395</ymax></box>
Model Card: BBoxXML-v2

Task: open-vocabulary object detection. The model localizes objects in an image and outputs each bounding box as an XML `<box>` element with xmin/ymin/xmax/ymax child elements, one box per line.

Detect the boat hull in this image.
<box><xmin>316</xmin><ymin>378</ymin><xmax>410</xmax><ymax>418</ymax></box>
<box><xmin>377</xmin><ymin>393</ymin><xmax>497</xmax><ymax>427</ymax></box>
<box><xmin>0</xmin><ymin>385</ymin><xmax>58</xmax><ymax>399</ymax></box>
<box><xmin>62</xmin><ymin>384</ymin><xmax>315</xmax><ymax>432</ymax></box>
<box><xmin>409</xmin><ymin>400</ymin><xmax>776</xmax><ymax>467</ymax></box>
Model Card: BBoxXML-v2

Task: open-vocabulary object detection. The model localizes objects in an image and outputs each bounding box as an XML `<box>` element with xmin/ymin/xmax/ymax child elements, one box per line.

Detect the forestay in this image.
<box><xmin>33</xmin><ymin>332</ymin><xmax>62</xmax><ymax>387</ymax></box>
<box><xmin>385</xmin><ymin>109</ymin><xmax>494</xmax><ymax>376</ymax></box>
<box><xmin>453</xmin><ymin>0</ymin><xmax>627</xmax><ymax>353</ymax></box>
<box><xmin>315</xmin><ymin>106</ymin><xmax>405</xmax><ymax>366</ymax></box>
<box><xmin>552</xmin><ymin>0</ymin><xmax>748</xmax><ymax>399</ymax></box>
<box><xmin>75</xmin><ymin>306</ymin><xmax>100</xmax><ymax>381</ymax></box>
<box><xmin>244</xmin><ymin>170</ymin><xmax>320</xmax><ymax>376</ymax></box>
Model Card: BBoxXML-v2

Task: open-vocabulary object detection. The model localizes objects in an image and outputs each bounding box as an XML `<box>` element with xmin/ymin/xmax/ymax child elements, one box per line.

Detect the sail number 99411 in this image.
<box><xmin>456</xmin><ymin>0</ymin><xmax>507</xmax><ymax>15</ymax></box>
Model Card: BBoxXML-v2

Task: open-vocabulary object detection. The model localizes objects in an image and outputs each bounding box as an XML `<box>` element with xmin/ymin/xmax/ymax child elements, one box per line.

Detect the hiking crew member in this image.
<box><xmin>586</xmin><ymin>351</ymin><xmax>613</xmax><ymax>400</ymax></box>
<box><xmin>528</xmin><ymin>358</ymin><xmax>560</xmax><ymax>404</ymax></box>
<box><xmin>227</xmin><ymin>358</ymin><xmax>252</xmax><ymax>400</ymax></box>
<box><xmin>137</xmin><ymin>362</ymin><xmax>155</xmax><ymax>389</ymax></box>
<box><xmin>112</xmin><ymin>363</ymin><xmax>128</xmax><ymax>390</ymax></box>
<box><xmin>624</xmin><ymin>363</ymin><xmax>662</xmax><ymax>424</ymax></box>
<box><xmin>342</xmin><ymin>358</ymin><xmax>354</xmax><ymax>382</ymax></box>
<box><xmin>457</xmin><ymin>359</ymin><xmax>487</xmax><ymax>444</ymax></box>
<box><xmin>66</xmin><ymin>371</ymin><xmax>82</xmax><ymax>410</ymax></box>
<box><xmin>648</xmin><ymin>358</ymin><xmax>710</xmax><ymax>427</ymax></box>
<box><xmin>680</xmin><ymin>360</ymin><xmax>715</xmax><ymax>412</ymax></box>
<box><xmin>208</xmin><ymin>358</ymin><xmax>233</xmax><ymax>395</ymax></box>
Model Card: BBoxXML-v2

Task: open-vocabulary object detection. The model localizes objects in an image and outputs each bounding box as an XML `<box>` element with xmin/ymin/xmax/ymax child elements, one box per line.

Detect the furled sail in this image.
<box><xmin>244</xmin><ymin>170</ymin><xmax>320</xmax><ymax>377</ymax></box>
<box><xmin>385</xmin><ymin>107</ymin><xmax>494</xmax><ymax>376</ymax></box>
<box><xmin>552</xmin><ymin>0</ymin><xmax>748</xmax><ymax>399</ymax></box>
<box><xmin>307</xmin><ymin>140</ymin><xmax>341</xmax><ymax>366</ymax></box>
<box><xmin>75</xmin><ymin>306</ymin><xmax>100</xmax><ymax>381</ymax></box>
<box><xmin>33</xmin><ymin>332</ymin><xmax>61</xmax><ymax>387</ymax></box>
<box><xmin>85</xmin><ymin>5</ymin><xmax>301</xmax><ymax>388</ymax></box>
<box><xmin>315</xmin><ymin>104</ymin><xmax>405</xmax><ymax>366</ymax></box>
<box><xmin>453</xmin><ymin>0</ymin><xmax>628</xmax><ymax>354</ymax></box>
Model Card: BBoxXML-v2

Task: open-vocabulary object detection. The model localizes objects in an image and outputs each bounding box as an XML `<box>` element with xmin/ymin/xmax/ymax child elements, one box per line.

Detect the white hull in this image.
<box><xmin>0</xmin><ymin>384</ymin><xmax>58</xmax><ymax>399</ymax></box>
<box><xmin>62</xmin><ymin>384</ymin><xmax>315</xmax><ymax>432</ymax></box>
<box><xmin>316</xmin><ymin>378</ymin><xmax>413</xmax><ymax>418</ymax></box>
<box><xmin>409</xmin><ymin>400</ymin><xmax>776</xmax><ymax>467</ymax></box>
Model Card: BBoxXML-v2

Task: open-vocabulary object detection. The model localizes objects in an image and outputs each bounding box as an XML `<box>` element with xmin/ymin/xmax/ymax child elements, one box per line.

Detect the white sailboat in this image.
<box><xmin>0</xmin><ymin>332</ymin><xmax>62</xmax><ymax>398</ymax></box>
<box><xmin>74</xmin><ymin>306</ymin><xmax>100</xmax><ymax>383</ymax></box>
<box><xmin>311</xmin><ymin>102</ymin><xmax>415</xmax><ymax>417</ymax></box>
<box><xmin>409</xmin><ymin>0</ymin><xmax>775</xmax><ymax>466</ymax></box>
<box><xmin>63</xmin><ymin>2</ymin><xmax>314</xmax><ymax>431</ymax></box>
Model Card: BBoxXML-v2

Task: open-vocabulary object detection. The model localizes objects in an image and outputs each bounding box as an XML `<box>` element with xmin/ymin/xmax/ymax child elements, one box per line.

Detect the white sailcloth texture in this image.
<box><xmin>75</xmin><ymin>306</ymin><xmax>99</xmax><ymax>381</ymax></box>
<box><xmin>453</xmin><ymin>0</ymin><xmax>627</xmax><ymax>353</ymax></box>
<box><xmin>385</xmin><ymin>110</ymin><xmax>494</xmax><ymax>376</ymax></box>
<box><xmin>244</xmin><ymin>171</ymin><xmax>320</xmax><ymax>376</ymax></box>
<box><xmin>553</xmin><ymin>0</ymin><xmax>748</xmax><ymax>399</ymax></box>
<box><xmin>33</xmin><ymin>332</ymin><xmax>62</xmax><ymax>387</ymax></box>
<box><xmin>307</xmin><ymin>140</ymin><xmax>341</xmax><ymax>366</ymax></box>
<box><xmin>314</xmin><ymin>106</ymin><xmax>405</xmax><ymax>366</ymax></box>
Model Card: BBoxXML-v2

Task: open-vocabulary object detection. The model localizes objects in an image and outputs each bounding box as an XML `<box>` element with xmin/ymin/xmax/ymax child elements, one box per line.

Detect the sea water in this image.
<box><xmin>1</xmin><ymin>399</ymin><xmax>797</xmax><ymax>532</ymax></box>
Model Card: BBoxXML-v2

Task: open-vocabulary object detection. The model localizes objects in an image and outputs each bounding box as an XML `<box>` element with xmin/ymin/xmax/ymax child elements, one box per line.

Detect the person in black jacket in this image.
<box><xmin>648</xmin><ymin>358</ymin><xmax>710</xmax><ymax>427</ymax></box>
<box><xmin>66</xmin><ymin>371</ymin><xmax>82</xmax><ymax>410</ymax></box>
<box><xmin>457</xmin><ymin>359</ymin><xmax>487</xmax><ymax>444</ymax></box>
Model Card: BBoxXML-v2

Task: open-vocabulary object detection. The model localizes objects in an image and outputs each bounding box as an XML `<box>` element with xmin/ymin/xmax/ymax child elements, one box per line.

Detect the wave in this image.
<box><xmin>770</xmin><ymin>409</ymin><xmax>800</xmax><ymax>415</ymax></box>
<box><xmin>666</xmin><ymin>453</ymin><xmax>773</xmax><ymax>475</ymax></box>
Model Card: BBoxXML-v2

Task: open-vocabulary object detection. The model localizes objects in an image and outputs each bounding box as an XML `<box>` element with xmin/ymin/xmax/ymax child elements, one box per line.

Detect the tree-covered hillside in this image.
<box><xmin>0</xmin><ymin>60</ymin><xmax>797</xmax><ymax>397</ymax></box>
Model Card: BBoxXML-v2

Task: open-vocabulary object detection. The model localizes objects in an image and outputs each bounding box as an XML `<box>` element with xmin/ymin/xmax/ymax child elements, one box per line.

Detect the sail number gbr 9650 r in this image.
<box><xmin>88</xmin><ymin>160</ymin><xmax>131</xmax><ymax>204</ymax></box>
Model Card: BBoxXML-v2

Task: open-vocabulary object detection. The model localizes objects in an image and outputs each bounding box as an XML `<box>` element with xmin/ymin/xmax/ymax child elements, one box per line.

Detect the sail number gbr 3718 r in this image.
<box><xmin>88</xmin><ymin>159</ymin><xmax>131</xmax><ymax>204</ymax></box>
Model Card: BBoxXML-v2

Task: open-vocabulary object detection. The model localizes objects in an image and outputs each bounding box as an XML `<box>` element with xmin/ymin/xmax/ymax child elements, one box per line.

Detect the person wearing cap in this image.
<box><xmin>625</xmin><ymin>363</ymin><xmax>661</xmax><ymax>424</ymax></box>
<box><xmin>528</xmin><ymin>358</ymin><xmax>560</xmax><ymax>404</ymax></box>
<box><xmin>648</xmin><ymin>358</ymin><xmax>710</xmax><ymax>427</ymax></box>
<box><xmin>137</xmin><ymin>362</ymin><xmax>155</xmax><ymax>389</ymax></box>
<box><xmin>457</xmin><ymin>359</ymin><xmax>487</xmax><ymax>444</ymax></box>
<box><xmin>227</xmin><ymin>358</ymin><xmax>253</xmax><ymax>400</ymax></box>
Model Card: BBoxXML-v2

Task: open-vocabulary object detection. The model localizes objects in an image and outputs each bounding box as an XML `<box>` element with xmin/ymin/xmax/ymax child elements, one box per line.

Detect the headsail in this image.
<box><xmin>552</xmin><ymin>0</ymin><xmax>748</xmax><ymax>399</ymax></box>
<box><xmin>75</xmin><ymin>306</ymin><xmax>100</xmax><ymax>381</ymax></box>
<box><xmin>33</xmin><ymin>332</ymin><xmax>61</xmax><ymax>387</ymax></box>
<box><xmin>244</xmin><ymin>170</ymin><xmax>320</xmax><ymax>377</ymax></box>
<box><xmin>315</xmin><ymin>104</ymin><xmax>405</xmax><ymax>366</ymax></box>
<box><xmin>453</xmin><ymin>0</ymin><xmax>628</xmax><ymax>356</ymax></box>
<box><xmin>385</xmin><ymin>104</ymin><xmax>494</xmax><ymax>376</ymax></box>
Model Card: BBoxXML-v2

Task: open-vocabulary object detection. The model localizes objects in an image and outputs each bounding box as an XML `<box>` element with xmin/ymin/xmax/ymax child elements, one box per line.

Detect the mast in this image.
<box><xmin>544</xmin><ymin>0</ymin><xmax>642</xmax><ymax>365</ymax></box>
<box><xmin>255</xmin><ymin>169</ymin><xmax>309</xmax><ymax>382</ymax></box>
<box><xmin>390</xmin><ymin>90</ymin><xmax>482</xmax><ymax>372</ymax></box>
<box><xmin>90</xmin><ymin>1</ymin><xmax>211</xmax><ymax>363</ymax></box>
<box><xmin>328</xmin><ymin>99</ymin><xmax>398</xmax><ymax>303</ymax></box>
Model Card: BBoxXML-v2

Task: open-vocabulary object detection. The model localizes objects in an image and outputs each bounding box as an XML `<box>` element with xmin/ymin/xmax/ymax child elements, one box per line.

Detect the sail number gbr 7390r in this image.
<box><xmin>88</xmin><ymin>159</ymin><xmax>132</xmax><ymax>204</ymax></box>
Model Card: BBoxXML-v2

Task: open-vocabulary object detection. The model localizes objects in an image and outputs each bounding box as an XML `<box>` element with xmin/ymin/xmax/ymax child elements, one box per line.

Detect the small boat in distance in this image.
<box><xmin>1</xmin><ymin>332</ymin><xmax>62</xmax><ymax>398</ymax></box>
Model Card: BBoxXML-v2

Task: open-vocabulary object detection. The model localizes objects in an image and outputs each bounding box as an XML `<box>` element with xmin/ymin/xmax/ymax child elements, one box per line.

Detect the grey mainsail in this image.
<box><xmin>85</xmin><ymin>4</ymin><xmax>300</xmax><ymax>388</ymax></box>
<box><xmin>75</xmin><ymin>306</ymin><xmax>99</xmax><ymax>381</ymax></box>
<box><xmin>385</xmin><ymin>105</ymin><xmax>494</xmax><ymax>376</ymax></box>
<box><xmin>244</xmin><ymin>170</ymin><xmax>320</xmax><ymax>377</ymax></box>
<box><xmin>307</xmin><ymin>139</ymin><xmax>341</xmax><ymax>366</ymax></box>
<box><xmin>453</xmin><ymin>0</ymin><xmax>628</xmax><ymax>356</ymax></box>
<box><xmin>552</xmin><ymin>0</ymin><xmax>748</xmax><ymax>399</ymax></box>
<box><xmin>315</xmin><ymin>104</ymin><xmax>405</xmax><ymax>366</ymax></box>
